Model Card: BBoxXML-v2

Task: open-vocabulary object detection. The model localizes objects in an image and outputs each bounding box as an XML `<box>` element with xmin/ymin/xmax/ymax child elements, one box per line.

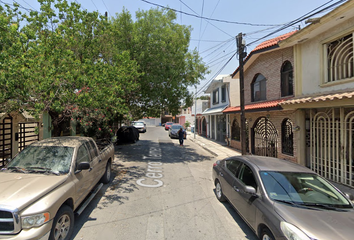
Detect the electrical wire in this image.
<box><xmin>246</xmin><ymin>0</ymin><xmax>347</xmax><ymax>47</ymax></box>
<box><xmin>179</xmin><ymin>0</ymin><xmax>232</xmax><ymax>37</ymax></box>
<box><xmin>101</xmin><ymin>0</ymin><xmax>112</xmax><ymax>17</ymax></box>
<box><xmin>141</xmin><ymin>0</ymin><xmax>281</xmax><ymax>27</ymax></box>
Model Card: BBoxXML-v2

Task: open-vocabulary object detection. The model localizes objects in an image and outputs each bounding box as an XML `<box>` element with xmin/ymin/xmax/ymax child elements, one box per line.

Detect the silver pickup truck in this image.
<box><xmin>0</xmin><ymin>136</ymin><xmax>114</xmax><ymax>240</ymax></box>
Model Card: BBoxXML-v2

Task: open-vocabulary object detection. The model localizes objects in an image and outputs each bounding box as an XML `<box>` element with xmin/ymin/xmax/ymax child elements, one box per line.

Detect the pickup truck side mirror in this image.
<box><xmin>75</xmin><ymin>162</ymin><xmax>91</xmax><ymax>174</ymax></box>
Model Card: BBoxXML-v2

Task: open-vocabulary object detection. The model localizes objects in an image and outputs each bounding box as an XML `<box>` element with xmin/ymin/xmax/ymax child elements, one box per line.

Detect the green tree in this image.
<box><xmin>0</xmin><ymin>0</ymin><xmax>139</xmax><ymax>137</ymax></box>
<box><xmin>111</xmin><ymin>8</ymin><xmax>209</xmax><ymax>118</ymax></box>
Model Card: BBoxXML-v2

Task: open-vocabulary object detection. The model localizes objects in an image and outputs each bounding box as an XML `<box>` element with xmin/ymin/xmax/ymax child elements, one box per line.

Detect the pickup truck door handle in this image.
<box><xmin>89</xmin><ymin>167</ymin><xmax>93</xmax><ymax>172</ymax></box>
<box><xmin>99</xmin><ymin>159</ymin><xmax>102</xmax><ymax>163</ymax></box>
<box><xmin>219</xmin><ymin>172</ymin><xmax>224</xmax><ymax>177</ymax></box>
<box><xmin>233</xmin><ymin>186</ymin><xmax>239</xmax><ymax>192</ymax></box>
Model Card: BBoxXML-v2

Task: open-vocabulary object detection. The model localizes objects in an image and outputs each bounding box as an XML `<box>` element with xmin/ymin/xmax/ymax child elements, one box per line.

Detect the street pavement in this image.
<box><xmin>186</xmin><ymin>131</ymin><xmax>354</xmax><ymax>199</ymax></box>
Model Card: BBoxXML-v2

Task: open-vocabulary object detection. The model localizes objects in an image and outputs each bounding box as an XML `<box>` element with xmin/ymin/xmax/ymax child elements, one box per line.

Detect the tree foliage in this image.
<box><xmin>0</xmin><ymin>0</ymin><xmax>208</xmax><ymax>137</ymax></box>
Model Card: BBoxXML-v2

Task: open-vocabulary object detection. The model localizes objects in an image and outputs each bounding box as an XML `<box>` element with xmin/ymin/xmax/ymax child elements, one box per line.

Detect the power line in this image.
<box><xmin>246</xmin><ymin>0</ymin><xmax>347</xmax><ymax>47</ymax></box>
<box><xmin>179</xmin><ymin>0</ymin><xmax>232</xmax><ymax>38</ymax></box>
<box><xmin>141</xmin><ymin>0</ymin><xmax>281</xmax><ymax>27</ymax></box>
<box><xmin>196</xmin><ymin>52</ymin><xmax>236</xmax><ymax>96</ymax></box>
<box><xmin>199</xmin><ymin>37</ymin><xmax>234</xmax><ymax>55</ymax></box>
<box><xmin>101</xmin><ymin>0</ymin><xmax>112</xmax><ymax>17</ymax></box>
<box><xmin>90</xmin><ymin>0</ymin><xmax>98</xmax><ymax>11</ymax></box>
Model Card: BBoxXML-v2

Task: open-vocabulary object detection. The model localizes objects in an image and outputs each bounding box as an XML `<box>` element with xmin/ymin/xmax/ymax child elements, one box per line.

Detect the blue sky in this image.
<box><xmin>3</xmin><ymin>0</ymin><xmax>345</xmax><ymax>95</ymax></box>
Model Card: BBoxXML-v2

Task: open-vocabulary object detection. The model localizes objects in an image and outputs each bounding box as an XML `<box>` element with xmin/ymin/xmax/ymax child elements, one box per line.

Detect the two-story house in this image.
<box><xmin>279</xmin><ymin>0</ymin><xmax>354</xmax><ymax>187</ymax></box>
<box><xmin>226</xmin><ymin>31</ymin><xmax>297</xmax><ymax>161</ymax></box>
<box><xmin>191</xmin><ymin>98</ymin><xmax>210</xmax><ymax>136</ymax></box>
<box><xmin>202</xmin><ymin>75</ymin><xmax>231</xmax><ymax>142</ymax></box>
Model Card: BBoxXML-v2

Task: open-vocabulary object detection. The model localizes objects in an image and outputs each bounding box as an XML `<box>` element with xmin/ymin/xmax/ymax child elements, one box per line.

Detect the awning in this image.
<box><xmin>280</xmin><ymin>90</ymin><xmax>354</xmax><ymax>106</ymax></box>
<box><xmin>202</xmin><ymin>104</ymin><xmax>228</xmax><ymax>115</ymax></box>
<box><xmin>223</xmin><ymin>99</ymin><xmax>287</xmax><ymax>114</ymax></box>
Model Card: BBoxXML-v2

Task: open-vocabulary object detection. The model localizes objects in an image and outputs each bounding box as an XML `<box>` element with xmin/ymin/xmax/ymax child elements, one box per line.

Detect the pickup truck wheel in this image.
<box><xmin>49</xmin><ymin>205</ymin><xmax>74</xmax><ymax>240</ymax></box>
<box><xmin>100</xmin><ymin>161</ymin><xmax>112</xmax><ymax>184</ymax></box>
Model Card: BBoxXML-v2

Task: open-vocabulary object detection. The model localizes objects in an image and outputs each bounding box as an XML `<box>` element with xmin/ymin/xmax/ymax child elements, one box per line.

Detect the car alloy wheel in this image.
<box><xmin>50</xmin><ymin>205</ymin><xmax>74</xmax><ymax>240</ymax></box>
<box><xmin>261</xmin><ymin>228</ymin><xmax>274</xmax><ymax>240</ymax></box>
<box><xmin>215</xmin><ymin>180</ymin><xmax>226</xmax><ymax>202</ymax></box>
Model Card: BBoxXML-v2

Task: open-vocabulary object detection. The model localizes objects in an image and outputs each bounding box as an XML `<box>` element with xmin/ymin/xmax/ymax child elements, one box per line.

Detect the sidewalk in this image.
<box><xmin>187</xmin><ymin>131</ymin><xmax>354</xmax><ymax>199</ymax></box>
<box><xmin>187</xmin><ymin>131</ymin><xmax>241</xmax><ymax>159</ymax></box>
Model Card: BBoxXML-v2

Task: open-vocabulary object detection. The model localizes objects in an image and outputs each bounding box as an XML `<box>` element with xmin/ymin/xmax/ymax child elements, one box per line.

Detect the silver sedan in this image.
<box><xmin>212</xmin><ymin>155</ymin><xmax>354</xmax><ymax>240</ymax></box>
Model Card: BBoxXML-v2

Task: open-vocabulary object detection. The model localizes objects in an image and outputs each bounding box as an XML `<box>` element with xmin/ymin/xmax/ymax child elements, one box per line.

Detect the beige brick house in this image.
<box><xmin>225</xmin><ymin>31</ymin><xmax>298</xmax><ymax>162</ymax></box>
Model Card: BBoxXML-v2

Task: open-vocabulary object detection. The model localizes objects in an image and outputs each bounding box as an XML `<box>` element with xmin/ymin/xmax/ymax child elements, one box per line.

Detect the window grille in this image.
<box><xmin>281</xmin><ymin>118</ymin><xmax>294</xmax><ymax>156</ymax></box>
<box><xmin>326</xmin><ymin>33</ymin><xmax>354</xmax><ymax>82</ymax></box>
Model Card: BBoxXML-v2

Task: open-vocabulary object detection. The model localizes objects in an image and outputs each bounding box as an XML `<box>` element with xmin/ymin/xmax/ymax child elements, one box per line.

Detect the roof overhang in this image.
<box><xmin>202</xmin><ymin>104</ymin><xmax>229</xmax><ymax>115</ymax></box>
<box><xmin>280</xmin><ymin>90</ymin><xmax>354</xmax><ymax>110</ymax></box>
<box><xmin>223</xmin><ymin>99</ymin><xmax>289</xmax><ymax>114</ymax></box>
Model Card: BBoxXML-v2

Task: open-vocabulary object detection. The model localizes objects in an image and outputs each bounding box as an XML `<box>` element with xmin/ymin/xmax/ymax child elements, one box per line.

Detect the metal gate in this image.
<box><xmin>0</xmin><ymin>116</ymin><xmax>12</xmax><ymax>167</ymax></box>
<box><xmin>18</xmin><ymin>122</ymin><xmax>39</xmax><ymax>152</ymax></box>
<box><xmin>309</xmin><ymin>108</ymin><xmax>354</xmax><ymax>187</ymax></box>
<box><xmin>251</xmin><ymin>117</ymin><xmax>278</xmax><ymax>157</ymax></box>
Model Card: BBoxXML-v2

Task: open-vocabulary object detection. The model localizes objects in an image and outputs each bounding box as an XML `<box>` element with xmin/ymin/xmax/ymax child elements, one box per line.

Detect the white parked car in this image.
<box><xmin>132</xmin><ymin>121</ymin><xmax>147</xmax><ymax>133</ymax></box>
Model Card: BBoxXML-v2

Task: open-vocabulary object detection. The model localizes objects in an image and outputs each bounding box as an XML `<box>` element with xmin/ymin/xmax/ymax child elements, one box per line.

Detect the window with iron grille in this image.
<box><xmin>281</xmin><ymin>118</ymin><xmax>294</xmax><ymax>156</ymax></box>
<box><xmin>213</xmin><ymin>89</ymin><xmax>219</xmax><ymax>105</ymax></box>
<box><xmin>251</xmin><ymin>74</ymin><xmax>266</xmax><ymax>102</ymax></box>
<box><xmin>231</xmin><ymin>119</ymin><xmax>241</xmax><ymax>141</ymax></box>
<box><xmin>326</xmin><ymin>33</ymin><xmax>354</xmax><ymax>83</ymax></box>
<box><xmin>281</xmin><ymin>61</ymin><xmax>293</xmax><ymax>97</ymax></box>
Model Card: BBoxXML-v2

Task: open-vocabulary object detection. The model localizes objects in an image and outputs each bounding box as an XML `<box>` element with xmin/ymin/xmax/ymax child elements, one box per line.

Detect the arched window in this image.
<box><xmin>231</xmin><ymin>119</ymin><xmax>240</xmax><ymax>141</ymax></box>
<box><xmin>281</xmin><ymin>61</ymin><xmax>294</xmax><ymax>97</ymax></box>
<box><xmin>251</xmin><ymin>74</ymin><xmax>266</xmax><ymax>102</ymax></box>
<box><xmin>281</xmin><ymin>118</ymin><xmax>294</xmax><ymax>156</ymax></box>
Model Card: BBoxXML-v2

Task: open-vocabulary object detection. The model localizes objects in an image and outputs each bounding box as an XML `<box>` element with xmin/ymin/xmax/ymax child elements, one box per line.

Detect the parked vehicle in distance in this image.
<box><xmin>132</xmin><ymin>121</ymin><xmax>147</xmax><ymax>133</ymax></box>
<box><xmin>169</xmin><ymin>124</ymin><xmax>186</xmax><ymax>139</ymax></box>
<box><xmin>164</xmin><ymin>122</ymin><xmax>173</xmax><ymax>131</ymax></box>
<box><xmin>212</xmin><ymin>155</ymin><xmax>354</xmax><ymax>240</ymax></box>
<box><xmin>0</xmin><ymin>136</ymin><xmax>114</xmax><ymax>240</ymax></box>
<box><xmin>116</xmin><ymin>126</ymin><xmax>139</xmax><ymax>143</ymax></box>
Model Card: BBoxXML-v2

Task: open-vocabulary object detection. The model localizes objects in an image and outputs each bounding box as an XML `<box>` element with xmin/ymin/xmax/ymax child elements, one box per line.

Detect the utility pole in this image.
<box><xmin>194</xmin><ymin>85</ymin><xmax>197</xmax><ymax>139</ymax></box>
<box><xmin>236</xmin><ymin>33</ymin><xmax>247</xmax><ymax>155</ymax></box>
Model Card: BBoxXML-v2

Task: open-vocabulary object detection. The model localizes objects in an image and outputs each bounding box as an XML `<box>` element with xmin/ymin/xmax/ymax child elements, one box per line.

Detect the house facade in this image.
<box><xmin>279</xmin><ymin>0</ymin><xmax>354</xmax><ymax>187</ymax></box>
<box><xmin>202</xmin><ymin>75</ymin><xmax>231</xmax><ymax>142</ymax></box>
<box><xmin>0</xmin><ymin>111</ymin><xmax>44</xmax><ymax>166</ymax></box>
<box><xmin>191</xmin><ymin>99</ymin><xmax>209</xmax><ymax>136</ymax></box>
<box><xmin>226</xmin><ymin>31</ymin><xmax>298</xmax><ymax>162</ymax></box>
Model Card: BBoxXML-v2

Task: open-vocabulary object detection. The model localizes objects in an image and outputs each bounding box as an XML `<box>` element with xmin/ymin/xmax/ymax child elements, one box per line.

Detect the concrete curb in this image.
<box><xmin>188</xmin><ymin>137</ymin><xmax>218</xmax><ymax>157</ymax></box>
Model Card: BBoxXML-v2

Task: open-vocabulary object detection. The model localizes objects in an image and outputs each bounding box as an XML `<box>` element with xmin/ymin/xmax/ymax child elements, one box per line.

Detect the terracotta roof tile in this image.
<box><xmin>223</xmin><ymin>99</ymin><xmax>287</xmax><ymax>113</ymax></box>
<box><xmin>232</xmin><ymin>31</ymin><xmax>297</xmax><ymax>77</ymax></box>
<box><xmin>280</xmin><ymin>90</ymin><xmax>354</xmax><ymax>105</ymax></box>
<box><xmin>252</xmin><ymin>31</ymin><xmax>297</xmax><ymax>52</ymax></box>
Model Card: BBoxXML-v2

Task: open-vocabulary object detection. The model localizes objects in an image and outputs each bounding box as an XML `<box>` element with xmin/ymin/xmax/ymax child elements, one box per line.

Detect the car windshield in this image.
<box><xmin>166</xmin><ymin>122</ymin><xmax>173</xmax><ymax>125</ymax></box>
<box><xmin>133</xmin><ymin>122</ymin><xmax>144</xmax><ymax>127</ymax></box>
<box><xmin>260</xmin><ymin>171</ymin><xmax>352</xmax><ymax>208</ymax></box>
<box><xmin>171</xmin><ymin>125</ymin><xmax>182</xmax><ymax>130</ymax></box>
<box><xmin>4</xmin><ymin>145</ymin><xmax>74</xmax><ymax>175</ymax></box>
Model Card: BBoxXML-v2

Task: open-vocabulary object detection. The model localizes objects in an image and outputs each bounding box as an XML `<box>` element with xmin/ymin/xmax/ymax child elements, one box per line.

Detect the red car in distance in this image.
<box><xmin>164</xmin><ymin>122</ymin><xmax>173</xmax><ymax>131</ymax></box>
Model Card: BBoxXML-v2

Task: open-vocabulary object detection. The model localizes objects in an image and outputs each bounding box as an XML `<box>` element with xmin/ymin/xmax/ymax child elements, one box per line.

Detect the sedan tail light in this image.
<box><xmin>213</xmin><ymin>160</ymin><xmax>220</xmax><ymax>167</ymax></box>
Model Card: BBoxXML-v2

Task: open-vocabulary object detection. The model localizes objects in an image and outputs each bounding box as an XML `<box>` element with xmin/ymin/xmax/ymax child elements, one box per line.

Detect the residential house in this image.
<box><xmin>279</xmin><ymin>1</ymin><xmax>354</xmax><ymax>187</ymax></box>
<box><xmin>202</xmin><ymin>75</ymin><xmax>231</xmax><ymax>142</ymax></box>
<box><xmin>178</xmin><ymin>107</ymin><xmax>194</xmax><ymax>128</ymax></box>
<box><xmin>191</xmin><ymin>98</ymin><xmax>210</xmax><ymax>136</ymax></box>
<box><xmin>226</xmin><ymin>31</ymin><xmax>297</xmax><ymax>162</ymax></box>
<box><xmin>0</xmin><ymin>111</ymin><xmax>44</xmax><ymax>165</ymax></box>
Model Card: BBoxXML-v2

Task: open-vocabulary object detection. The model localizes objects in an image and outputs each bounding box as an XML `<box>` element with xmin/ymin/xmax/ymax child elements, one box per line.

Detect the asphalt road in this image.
<box><xmin>72</xmin><ymin>126</ymin><xmax>259</xmax><ymax>240</ymax></box>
